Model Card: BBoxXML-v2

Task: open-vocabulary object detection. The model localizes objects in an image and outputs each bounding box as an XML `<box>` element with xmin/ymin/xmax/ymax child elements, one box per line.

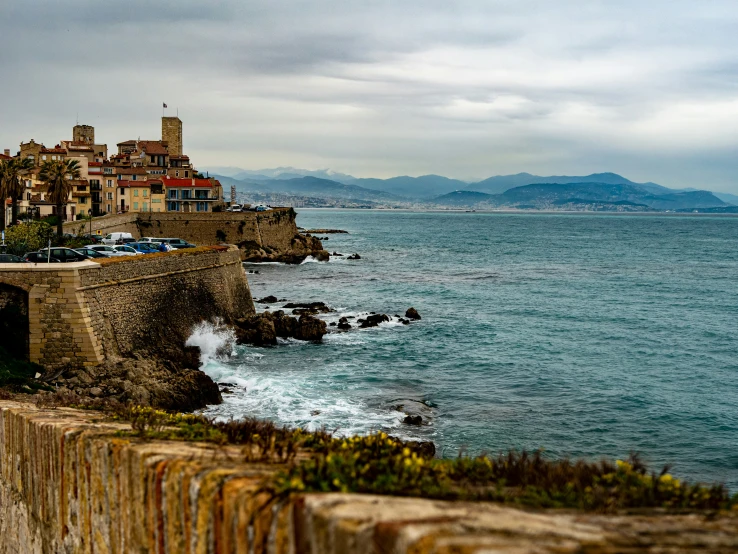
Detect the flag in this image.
<box><xmin>163</xmin><ymin>103</ymin><xmax>167</xmax><ymax>108</ymax></box>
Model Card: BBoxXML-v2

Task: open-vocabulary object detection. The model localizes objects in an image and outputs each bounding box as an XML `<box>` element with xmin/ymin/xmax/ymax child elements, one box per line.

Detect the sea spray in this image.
<box><xmin>186</xmin><ymin>319</ymin><xmax>236</xmax><ymax>366</ymax></box>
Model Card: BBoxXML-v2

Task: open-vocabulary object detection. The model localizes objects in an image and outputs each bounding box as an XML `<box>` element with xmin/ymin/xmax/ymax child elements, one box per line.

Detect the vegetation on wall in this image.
<box><xmin>4</xmin><ymin>221</ymin><xmax>54</xmax><ymax>256</ymax></box>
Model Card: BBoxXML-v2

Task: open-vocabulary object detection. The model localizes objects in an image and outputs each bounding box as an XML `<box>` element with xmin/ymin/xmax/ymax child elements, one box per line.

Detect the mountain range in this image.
<box><xmin>203</xmin><ymin>166</ymin><xmax>737</xmax><ymax>211</ymax></box>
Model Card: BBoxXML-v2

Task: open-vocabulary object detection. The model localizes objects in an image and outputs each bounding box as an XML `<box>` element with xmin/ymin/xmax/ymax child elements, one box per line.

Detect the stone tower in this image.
<box><xmin>161</xmin><ymin>116</ymin><xmax>183</xmax><ymax>157</ymax></box>
<box><xmin>73</xmin><ymin>124</ymin><xmax>95</xmax><ymax>144</ymax></box>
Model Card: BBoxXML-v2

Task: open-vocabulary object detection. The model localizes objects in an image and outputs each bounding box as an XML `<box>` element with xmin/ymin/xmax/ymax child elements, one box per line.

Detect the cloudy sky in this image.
<box><xmin>1</xmin><ymin>0</ymin><xmax>737</xmax><ymax>191</ymax></box>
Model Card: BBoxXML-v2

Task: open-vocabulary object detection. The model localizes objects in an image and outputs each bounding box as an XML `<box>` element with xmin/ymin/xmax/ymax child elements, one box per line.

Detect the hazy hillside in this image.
<box><xmin>468</xmin><ymin>172</ymin><xmax>672</xmax><ymax>196</ymax></box>
<box><xmin>352</xmin><ymin>175</ymin><xmax>469</xmax><ymax>198</ymax></box>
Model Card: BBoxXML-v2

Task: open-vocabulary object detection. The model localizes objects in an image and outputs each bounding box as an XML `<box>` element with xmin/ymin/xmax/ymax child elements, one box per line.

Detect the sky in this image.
<box><xmin>1</xmin><ymin>0</ymin><xmax>737</xmax><ymax>191</ymax></box>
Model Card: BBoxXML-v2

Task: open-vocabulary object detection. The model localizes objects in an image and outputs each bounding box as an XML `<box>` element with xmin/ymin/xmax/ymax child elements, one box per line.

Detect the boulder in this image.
<box><xmin>403</xmin><ymin>415</ymin><xmax>423</xmax><ymax>425</ymax></box>
<box><xmin>233</xmin><ymin>315</ymin><xmax>277</xmax><ymax>346</ymax></box>
<box><xmin>294</xmin><ymin>314</ymin><xmax>328</xmax><ymax>341</ymax></box>
<box><xmin>256</xmin><ymin>295</ymin><xmax>279</xmax><ymax>304</ymax></box>
<box><xmin>405</xmin><ymin>307</ymin><xmax>421</xmax><ymax>320</ymax></box>
<box><xmin>360</xmin><ymin>313</ymin><xmax>390</xmax><ymax>328</ymax></box>
<box><xmin>347</xmin><ymin>253</ymin><xmax>361</xmax><ymax>260</ymax></box>
<box><xmin>337</xmin><ymin>316</ymin><xmax>352</xmax><ymax>330</ymax></box>
<box><xmin>283</xmin><ymin>302</ymin><xmax>333</xmax><ymax>314</ymax></box>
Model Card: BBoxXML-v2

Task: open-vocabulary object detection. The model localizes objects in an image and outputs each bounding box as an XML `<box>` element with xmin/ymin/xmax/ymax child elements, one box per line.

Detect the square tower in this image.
<box><xmin>73</xmin><ymin>124</ymin><xmax>95</xmax><ymax>144</ymax></box>
<box><xmin>161</xmin><ymin>116</ymin><xmax>183</xmax><ymax>157</ymax></box>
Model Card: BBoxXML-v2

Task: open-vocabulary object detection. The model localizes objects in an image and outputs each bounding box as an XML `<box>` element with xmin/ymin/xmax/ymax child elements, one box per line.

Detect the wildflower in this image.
<box><xmin>403</xmin><ymin>448</ymin><xmax>411</xmax><ymax>457</ymax></box>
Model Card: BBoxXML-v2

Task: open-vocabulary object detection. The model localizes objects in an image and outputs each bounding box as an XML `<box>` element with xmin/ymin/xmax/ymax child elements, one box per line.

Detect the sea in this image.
<box><xmin>188</xmin><ymin>210</ymin><xmax>738</xmax><ymax>490</ymax></box>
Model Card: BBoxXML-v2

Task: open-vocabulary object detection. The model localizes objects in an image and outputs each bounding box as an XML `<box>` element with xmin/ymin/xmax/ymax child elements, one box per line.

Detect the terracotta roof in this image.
<box><xmin>40</xmin><ymin>148</ymin><xmax>67</xmax><ymax>154</ymax></box>
<box><xmin>138</xmin><ymin>141</ymin><xmax>169</xmax><ymax>155</ymax></box>
<box><xmin>0</xmin><ymin>153</ymin><xmax>11</xmax><ymax>160</ymax></box>
<box><xmin>161</xmin><ymin>176</ymin><xmax>215</xmax><ymax>188</ymax></box>
<box><xmin>117</xmin><ymin>140</ymin><xmax>138</xmax><ymax>146</ymax></box>
<box><xmin>170</xmin><ymin>155</ymin><xmax>190</xmax><ymax>160</ymax></box>
<box><xmin>117</xmin><ymin>180</ymin><xmax>152</xmax><ymax>188</ymax></box>
<box><xmin>89</xmin><ymin>162</ymin><xmax>102</xmax><ymax>167</ymax></box>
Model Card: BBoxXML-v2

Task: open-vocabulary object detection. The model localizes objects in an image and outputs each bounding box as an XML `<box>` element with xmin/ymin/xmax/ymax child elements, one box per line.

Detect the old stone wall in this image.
<box><xmin>1</xmin><ymin>401</ymin><xmax>736</xmax><ymax>554</ymax></box>
<box><xmin>63</xmin><ymin>209</ymin><xmax>301</xmax><ymax>252</ymax></box>
<box><xmin>0</xmin><ymin>246</ymin><xmax>253</xmax><ymax>369</ymax></box>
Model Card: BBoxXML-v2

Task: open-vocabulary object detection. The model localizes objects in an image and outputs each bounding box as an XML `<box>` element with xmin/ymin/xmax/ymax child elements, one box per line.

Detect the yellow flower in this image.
<box><xmin>659</xmin><ymin>474</ymin><xmax>674</xmax><ymax>484</ymax></box>
<box><xmin>616</xmin><ymin>460</ymin><xmax>632</xmax><ymax>472</ymax></box>
<box><xmin>404</xmin><ymin>458</ymin><xmax>412</xmax><ymax>467</ymax></box>
<box><xmin>402</xmin><ymin>448</ymin><xmax>411</xmax><ymax>457</ymax></box>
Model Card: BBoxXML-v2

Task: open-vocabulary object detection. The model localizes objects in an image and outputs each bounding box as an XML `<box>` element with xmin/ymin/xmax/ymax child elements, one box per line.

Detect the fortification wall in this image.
<box><xmin>63</xmin><ymin>209</ymin><xmax>299</xmax><ymax>249</ymax></box>
<box><xmin>0</xmin><ymin>246</ymin><xmax>253</xmax><ymax>369</ymax></box>
<box><xmin>1</xmin><ymin>402</ymin><xmax>735</xmax><ymax>554</ymax></box>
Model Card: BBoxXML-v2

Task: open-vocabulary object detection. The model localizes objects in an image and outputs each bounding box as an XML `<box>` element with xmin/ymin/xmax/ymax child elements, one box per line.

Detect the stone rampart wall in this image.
<box><xmin>0</xmin><ymin>246</ymin><xmax>253</xmax><ymax>369</ymax></box>
<box><xmin>1</xmin><ymin>402</ymin><xmax>735</xmax><ymax>553</ymax></box>
<box><xmin>63</xmin><ymin>209</ymin><xmax>299</xmax><ymax>250</ymax></box>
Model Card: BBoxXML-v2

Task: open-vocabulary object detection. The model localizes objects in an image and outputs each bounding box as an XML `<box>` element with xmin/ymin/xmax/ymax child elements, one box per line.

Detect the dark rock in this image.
<box><xmin>256</xmin><ymin>295</ymin><xmax>279</xmax><ymax>304</ymax></box>
<box><xmin>407</xmin><ymin>440</ymin><xmax>436</xmax><ymax>458</ymax></box>
<box><xmin>235</xmin><ymin>311</ymin><xmax>327</xmax><ymax>344</ymax></box>
<box><xmin>305</xmin><ymin>229</ymin><xmax>348</xmax><ymax>234</ymax></box>
<box><xmin>332</xmin><ymin>252</ymin><xmax>343</xmax><ymax>256</ymax></box>
<box><xmin>405</xmin><ymin>307</ymin><xmax>421</xmax><ymax>320</ymax></box>
<box><xmin>403</xmin><ymin>415</ymin><xmax>422</xmax><ymax>425</ymax></box>
<box><xmin>294</xmin><ymin>314</ymin><xmax>328</xmax><ymax>341</ymax></box>
<box><xmin>283</xmin><ymin>302</ymin><xmax>333</xmax><ymax>314</ymax></box>
<box><xmin>329</xmin><ymin>322</ymin><xmax>337</xmax><ymax>326</ymax></box>
<box><xmin>347</xmin><ymin>253</ymin><xmax>361</xmax><ymax>260</ymax></box>
<box><xmin>337</xmin><ymin>316</ymin><xmax>352</xmax><ymax>330</ymax></box>
<box><xmin>221</xmin><ymin>387</ymin><xmax>232</xmax><ymax>394</ymax></box>
<box><xmin>400</xmin><ymin>318</ymin><xmax>410</xmax><ymax>325</ymax></box>
<box><xmin>311</xmin><ymin>410</ymin><xmax>321</xmax><ymax>416</ymax></box>
<box><xmin>360</xmin><ymin>313</ymin><xmax>390</xmax><ymax>328</ymax></box>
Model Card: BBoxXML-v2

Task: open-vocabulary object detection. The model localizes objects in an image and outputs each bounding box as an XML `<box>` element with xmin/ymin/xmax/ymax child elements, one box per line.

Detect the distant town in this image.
<box><xmin>1</xmin><ymin>116</ymin><xmax>224</xmax><ymax>226</ymax></box>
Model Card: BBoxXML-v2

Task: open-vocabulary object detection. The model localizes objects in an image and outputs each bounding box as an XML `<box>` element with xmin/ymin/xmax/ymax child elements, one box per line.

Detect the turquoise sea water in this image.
<box><xmin>192</xmin><ymin>210</ymin><xmax>738</xmax><ymax>489</ymax></box>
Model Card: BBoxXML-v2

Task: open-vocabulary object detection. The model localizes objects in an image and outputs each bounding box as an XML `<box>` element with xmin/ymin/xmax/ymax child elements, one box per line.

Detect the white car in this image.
<box><xmin>113</xmin><ymin>245</ymin><xmax>141</xmax><ymax>256</ymax></box>
<box><xmin>85</xmin><ymin>245</ymin><xmax>129</xmax><ymax>257</ymax></box>
<box><xmin>101</xmin><ymin>232</ymin><xmax>134</xmax><ymax>245</ymax></box>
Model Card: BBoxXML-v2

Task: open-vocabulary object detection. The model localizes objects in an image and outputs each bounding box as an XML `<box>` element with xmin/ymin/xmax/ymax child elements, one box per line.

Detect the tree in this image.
<box><xmin>39</xmin><ymin>159</ymin><xmax>81</xmax><ymax>238</ymax></box>
<box><xmin>0</xmin><ymin>160</ymin><xmax>8</xmax><ymax>232</ymax></box>
<box><xmin>1</xmin><ymin>157</ymin><xmax>34</xmax><ymax>228</ymax></box>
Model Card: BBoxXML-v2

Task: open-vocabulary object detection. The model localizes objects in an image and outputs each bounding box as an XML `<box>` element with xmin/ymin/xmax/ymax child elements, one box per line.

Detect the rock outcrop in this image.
<box><xmin>234</xmin><ymin>311</ymin><xmax>328</xmax><ymax>345</ymax></box>
<box><xmin>240</xmin><ymin>233</ymin><xmax>329</xmax><ymax>264</ymax></box>
<box><xmin>405</xmin><ymin>307</ymin><xmax>421</xmax><ymax>320</ymax></box>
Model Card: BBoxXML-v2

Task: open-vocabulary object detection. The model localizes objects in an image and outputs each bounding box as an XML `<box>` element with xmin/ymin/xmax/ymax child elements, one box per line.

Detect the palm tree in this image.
<box><xmin>2</xmin><ymin>157</ymin><xmax>34</xmax><ymax>227</ymax></box>
<box><xmin>39</xmin><ymin>159</ymin><xmax>81</xmax><ymax>238</ymax></box>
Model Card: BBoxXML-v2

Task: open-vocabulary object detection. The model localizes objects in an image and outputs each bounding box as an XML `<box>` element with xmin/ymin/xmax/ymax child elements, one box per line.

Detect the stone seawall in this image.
<box><xmin>1</xmin><ymin>402</ymin><xmax>736</xmax><ymax>553</ymax></box>
<box><xmin>0</xmin><ymin>246</ymin><xmax>253</xmax><ymax>369</ymax></box>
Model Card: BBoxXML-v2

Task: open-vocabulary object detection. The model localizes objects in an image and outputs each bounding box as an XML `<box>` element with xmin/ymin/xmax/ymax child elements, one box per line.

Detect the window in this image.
<box><xmin>79</xmin><ymin>197</ymin><xmax>87</xmax><ymax>204</ymax></box>
<box><xmin>133</xmin><ymin>202</ymin><xmax>138</xmax><ymax>210</ymax></box>
<box><xmin>133</xmin><ymin>189</ymin><xmax>139</xmax><ymax>197</ymax></box>
<box><xmin>107</xmin><ymin>204</ymin><xmax>111</xmax><ymax>212</ymax></box>
<box><xmin>107</xmin><ymin>192</ymin><xmax>113</xmax><ymax>200</ymax></box>
<box><xmin>143</xmin><ymin>202</ymin><xmax>148</xmax><ymax>211</ymax></box>
<box><xmin>184</xmin><ymin>171</ymin><xmax>189</xmax><ymax>178</ymax></box>
<box><xmin>143</xmin><ymin>190</ymin><xmax>148</xmax><ymax>197</ymax></box>
<box><xmin>107</xmin><ymin>180</ymin><xmax>113</xmax><ymax>187</ymax></box>
<box><xmin>151</xmin><ymin>198</ymin><xmax>161</xmax><ymax>203</ymax></box>
<box><xmin>175</xmin><ymin>171</ymin><xmax>179</xmax><ymax>177</ymax></box>
<box><xmin>132</xmin><ymin>175</ymin><xmax>137</xmax><ymax>181</ymax></box>
<box><xmin>169</xmin><ymin>190</ymin><xmax>178</xmax><ymax>199</ymax></box>
<box><xmin>42</xmin><ymin>155</ymin><xmax>47</xmax><ymax>161</ymax></box>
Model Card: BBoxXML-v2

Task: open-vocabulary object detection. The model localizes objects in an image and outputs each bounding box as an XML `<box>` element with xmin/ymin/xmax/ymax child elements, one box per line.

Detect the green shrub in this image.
<box><xmin>4</xmin><ymin>221</ymin><xmax>54</xmax><ymax>255</ymax></box>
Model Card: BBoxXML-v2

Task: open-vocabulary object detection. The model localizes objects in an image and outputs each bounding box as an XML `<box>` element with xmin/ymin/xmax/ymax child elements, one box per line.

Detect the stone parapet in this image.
<box><xmin>1</xmin><ymin>402</ymin><xmax>736</xmax><ymax>553</ymax></box>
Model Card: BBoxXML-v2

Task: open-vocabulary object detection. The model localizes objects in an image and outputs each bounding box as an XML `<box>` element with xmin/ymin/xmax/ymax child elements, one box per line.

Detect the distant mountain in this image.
<box><xmin>227</xmin><ymin>167</ymin><xmax>359</xmax><ymax>184</ymax></box>
<box><xmin>211</xmin><ymin>174</ymin><xmax>399</xmax><ymax>202</ymax></box>
<box><xmin>713</xmin><ymin>192</ymin><xmax>738</xmax><ymax>205</ymax></box>
<box><xmin>433</xmin><ymin>182</ymin><xmax>727</xmax><ymax>210</ymax></box>
<box><xmin>468</xmin><ymin>172</ymin><xmax>671</xmax><ymax>196</ymax></box>
<box><xmin>352</xmin><ymin>175</ymin><xmax>470</xmax><ymax>199</ymax></box>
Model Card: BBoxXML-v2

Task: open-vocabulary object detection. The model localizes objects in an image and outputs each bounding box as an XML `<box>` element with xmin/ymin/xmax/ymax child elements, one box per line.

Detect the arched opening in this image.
<box><xmin>0</xmin><ymin>283</ymin><xmax>30</xmax><ymax>360</ymax></box>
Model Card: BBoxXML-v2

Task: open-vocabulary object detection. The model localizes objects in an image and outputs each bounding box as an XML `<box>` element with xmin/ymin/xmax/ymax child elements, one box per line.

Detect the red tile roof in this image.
<box><xmin>119</xmin><ymin>167</ymin><xmax>149</xmax><ymax>175</ymax></box>
<box><xmin>89</xmin><ymin>162</ymin><xmax>102</xmax><ymax>166</ymax></box>
<box><xmin>161</xmin><ymin>176</ymin><xmax>216</xmax><ymax>188</ymax></box>
<box><xmin>138</xmin><ymin>141</ymin><xmax>169</xmax><ymax>155</ymax></box>
<box><xmin>40</xmin><ymin>148</ymin><xmax>67</xmax><ymax>154</ymax></box>
<box><xmin>170</xmin><ymin>155</ymin><xmax>190</xmax><ymax>160</ymax></box>
<box><xmin>0</xmin><ymin>153</ymin><xmax>11</xmax><ymax>160</ymax></box>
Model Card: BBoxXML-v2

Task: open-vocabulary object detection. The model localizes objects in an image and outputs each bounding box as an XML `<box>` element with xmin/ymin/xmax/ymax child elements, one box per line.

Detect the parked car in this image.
<box><xmin>38</xmin><ymin>248</ymin><xmax>91</xmax><ymax>263</ymax></box>
<box><xmin>101</xmin><ymin>232</ymin><xmax>134</xmax><ymax>245</ymax></box>
<box><xmin>23</xmin><ymin>252</ymin><xmax>62</xmax><ymax>263</ymax></box>
<box><xmin>112</xmin><ymin>245</ymin><xmax>141</xmax><ymax>256</ymax></box>
<box><xmin>85</xmin><ymin>245</ymin><xmax>128</xmax><ymax>257</ymax></box>
<box><xmin>254</xmin><ymin>205</ymin><xmax>272</xmax><ymax>212</ymax></box>
<box><xmin>73</xmin><ymin>247</ymin><xmax>107</xmax><ymax>259</ymax></box>
<box><xmin>0</xmin><ymin>254</ymin><xmax>25</xmax><ymax>263</ymax></box>
<box><xmin>119</xmin><ymin>237</ymin><xmax>137</xmax><ymax>245</ymax></box>
<box><xmin>129</xmin><ymin>242</ymin><xmax>159</xmax><ymax>254</ymax></box>
<box><xmin>81</xmin><ymin>234</ymin><xmax>103</xmax><ymax>244</ymax></box>
<box><xmin>158</xmin><ymin>238</ymin><xmax>196</xmax><ymax>249</ymax></box>
<box><xmin>139</xmin><ymin>237</ymin><xmax>160</xmax><ymax>243</ymax></box>
<box><xmin>227</xmin><ymin>204</ymin><xmax>242</xmax><ymax>212</ymax></box>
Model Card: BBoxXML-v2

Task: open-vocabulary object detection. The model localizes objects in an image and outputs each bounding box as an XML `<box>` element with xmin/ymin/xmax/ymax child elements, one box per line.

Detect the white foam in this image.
<box><xmin>185</xmin><ymin>319</ymin><xmax>236</xmax><ymax>366</ymax></box>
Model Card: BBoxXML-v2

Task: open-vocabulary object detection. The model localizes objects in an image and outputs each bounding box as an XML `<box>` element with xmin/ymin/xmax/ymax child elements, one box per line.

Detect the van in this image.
<box><xmin>102</xmin><ymin>232</ymin><xmax>134</xmax><ymax>245</ymax></box>
<box><xmin>227</xmin><ymin>204</ymin><xmax>242</xmax><ymax>212</ymax></box>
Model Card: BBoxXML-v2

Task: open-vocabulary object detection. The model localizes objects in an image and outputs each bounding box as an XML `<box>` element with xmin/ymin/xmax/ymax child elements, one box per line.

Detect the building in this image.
<box><xmin>4</xmin><ymin>115</ymin><xmax>224</xmax><ymax>221</ymax></box>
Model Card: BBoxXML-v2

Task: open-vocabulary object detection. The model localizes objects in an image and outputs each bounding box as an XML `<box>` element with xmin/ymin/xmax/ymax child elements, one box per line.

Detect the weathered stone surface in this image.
<box><xmin>1</xmin><ymin>401</ymin><xmax>736</xmax><ymax>554</ymax></box>
<box><xmin>234</xmin><ymin>311</ymin><xmax>327</xmax><ymax>344</ymax></box>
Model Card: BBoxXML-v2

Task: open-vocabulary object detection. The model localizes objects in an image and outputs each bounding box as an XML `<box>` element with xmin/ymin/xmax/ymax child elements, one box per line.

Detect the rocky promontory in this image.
<box><xmin>233</xmin><ymin>311</ymin><xmax>328</xmax><ymax>345</ymax></box>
